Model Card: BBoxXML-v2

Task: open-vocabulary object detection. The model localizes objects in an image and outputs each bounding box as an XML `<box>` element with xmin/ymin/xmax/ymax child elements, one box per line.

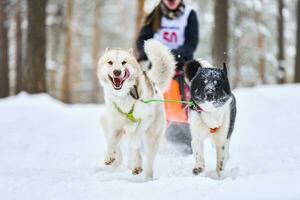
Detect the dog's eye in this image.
<box><xmin>108</xmin><ymin>61</ymin><xmax>113</xmax><ymax>65</ymax></box>
<box><xmin>122</xmin><ymin>61</ymin><xmax>127</xmax><ymax>65</ymax></box>
<box><xmin>204</xmin><ymin>79</ymin><xmax>208</xmax><ymax>84</ymax></box>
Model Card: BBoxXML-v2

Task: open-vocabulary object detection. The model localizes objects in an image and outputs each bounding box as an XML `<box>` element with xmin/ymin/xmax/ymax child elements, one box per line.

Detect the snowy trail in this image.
<box><xmin>1</xmin><ymin>85</ymin><xmax>300</xmax><ymax>200</ymax></box>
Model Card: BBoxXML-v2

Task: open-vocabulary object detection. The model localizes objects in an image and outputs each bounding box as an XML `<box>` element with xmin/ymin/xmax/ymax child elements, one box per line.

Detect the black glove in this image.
<box><xmin>171</xmin><ymin>49</ymin><xmax>185</xmax><ymax>70</ymax></box>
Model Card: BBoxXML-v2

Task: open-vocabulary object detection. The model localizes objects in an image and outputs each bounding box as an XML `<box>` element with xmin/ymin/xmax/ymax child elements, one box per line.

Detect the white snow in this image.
<box><xmin>1</xmin><ymin>85</ymin><xmax>300</xmax><ymax>200</ymax></box>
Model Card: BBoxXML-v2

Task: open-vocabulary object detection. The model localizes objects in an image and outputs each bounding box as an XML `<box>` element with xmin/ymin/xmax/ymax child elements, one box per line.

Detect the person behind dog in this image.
<box><xmin>136</xmin><ymin>0</ymin><xmax>199</xmax><ymax>149</ymax></box>
<box><xmin>136</xmin><ymin>0</ymin><xmax>199</xmax><ymax>71</ymax></box>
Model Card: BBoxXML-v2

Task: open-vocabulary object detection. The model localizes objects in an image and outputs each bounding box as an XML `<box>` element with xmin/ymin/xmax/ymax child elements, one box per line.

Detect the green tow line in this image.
<box><xmin>142</xmin><ymin>99</ymin><xmax>195</xmax><ymax>107</ymax></box>
<box><xmin>113</xmin><ymin>99</ymin><xmax>195</xmax><ymax>123</ymax></box>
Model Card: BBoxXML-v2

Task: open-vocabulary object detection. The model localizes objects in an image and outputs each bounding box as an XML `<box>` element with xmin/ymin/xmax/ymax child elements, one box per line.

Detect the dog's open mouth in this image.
<box><xmin>109</xmin><ymin>69</ymin><xmax>130</xmax><ymax>90</ymax></box>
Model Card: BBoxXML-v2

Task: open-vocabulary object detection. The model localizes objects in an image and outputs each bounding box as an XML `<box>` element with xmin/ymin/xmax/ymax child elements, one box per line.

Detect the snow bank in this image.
<box><xmin>0</xmin><ymin>85</ymin><xmax>300</xmax><ymax>200</ymax></box>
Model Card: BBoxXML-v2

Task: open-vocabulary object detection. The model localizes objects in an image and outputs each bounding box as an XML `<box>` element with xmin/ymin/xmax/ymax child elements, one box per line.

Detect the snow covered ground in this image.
<box><xmin>1</xmin><ymin>84</ymin><xmax>300</xmax><ymax>200</ymax></box>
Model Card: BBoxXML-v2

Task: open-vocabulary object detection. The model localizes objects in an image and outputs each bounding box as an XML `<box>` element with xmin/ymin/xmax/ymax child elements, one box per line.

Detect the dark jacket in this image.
<box><xmin>136</xmin><ymin>8</ymin><xmax>199</xmax><ymax>69</ymax></box>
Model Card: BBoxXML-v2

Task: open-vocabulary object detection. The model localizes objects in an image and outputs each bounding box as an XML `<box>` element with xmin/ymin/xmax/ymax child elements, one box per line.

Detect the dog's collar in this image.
<box><xmin>113</xmin><ymin>102</ymin><xmax>141</xmax><ymax>123</ymax></box>
<box><xmin>189</xmin><ymin>99</ymin><xmax>204</xmax><ymax>113</ymax></box>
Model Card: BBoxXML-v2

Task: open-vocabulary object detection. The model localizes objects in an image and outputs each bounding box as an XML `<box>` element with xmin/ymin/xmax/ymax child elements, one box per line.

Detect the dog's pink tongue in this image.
<box><xmin>112</xmin><ymin>69</ymin><xmax>130</xmax><ymax>88</ymax></box>
<box><xmin>124</xmin><ymin>68</ymin><xmax>130</xmax><ymax>79</ymax></box>
<box><xmin>113</xmin><ymin>78</ymin><xmax>122</xmax><ymax>87</ymax></box>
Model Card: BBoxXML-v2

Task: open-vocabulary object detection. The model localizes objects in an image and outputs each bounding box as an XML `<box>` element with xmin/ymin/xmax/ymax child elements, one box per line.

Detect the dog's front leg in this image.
<box><xmin>141</xmin><ymin>105</ymin><xmax>167</xmax><ymax>181</ymax></box>
<box><xmin>144</xmin><ymin>132</ymin><xmax>161</xmax><ymax>181</ymax></box>
<box><xmin>104</xmin><ymin>129</ymin><xmax>124</xmax><ymax>167</ymax></box>
<box><xmin>129</xmin><ymin>133</ymin><xmax>143</xmax><ymax>175</ymax></box>
<box><xmin>144</xmin><ymin>112</ymin><xmax>164</xmax><ymax>181</ymax></box>
<box><xmin>130</xmin><ymin>148</ymin><xmax>143</xmax><ymax>175</ymax></box>
<box><xmin>191</xmin><ymin>138</ymin><xmax>206</xmax><ymax>175</ymax></box>
<box><xmin>213</xmin><ymin>129</ymin><xmax>230</xmax><ymax>175</ymax></box>
<box><xmin>190</xmin><ymin>112</ymin><xmax>209</xmax><ymax>175</ymax></box>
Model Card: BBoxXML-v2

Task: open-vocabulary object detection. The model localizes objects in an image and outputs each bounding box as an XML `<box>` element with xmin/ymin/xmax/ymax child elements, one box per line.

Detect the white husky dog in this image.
<box><xmin>97</xmin><ymin>39</ymin><xmax>175</xmax><ymax>180</ymax></box>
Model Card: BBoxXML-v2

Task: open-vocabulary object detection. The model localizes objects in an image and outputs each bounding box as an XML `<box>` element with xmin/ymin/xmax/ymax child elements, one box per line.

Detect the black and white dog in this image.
<box><xmin>184</xmin><ymin>59</ymin><xmax>236</xmax><ymax>176</ymax></box>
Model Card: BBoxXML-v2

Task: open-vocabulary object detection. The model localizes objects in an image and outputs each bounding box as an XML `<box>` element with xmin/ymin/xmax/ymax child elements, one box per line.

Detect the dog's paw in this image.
<box><xmin>132</xmin><ymin>167</ymin><xmax>143</xmax><ymax>175</ymax></box>
<box><xmin>193</xmin><ymin>167</ymin><xmax>204</xmax><ymax>175</ymax></box>
<box><xmin>104</xmin><ymin>157</ymin><xmax>116</xmax><ymax>166</ymax></box>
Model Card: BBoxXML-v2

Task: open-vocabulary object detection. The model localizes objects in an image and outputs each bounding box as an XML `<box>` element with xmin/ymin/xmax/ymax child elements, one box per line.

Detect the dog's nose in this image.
<box><xmin>206</xmin><ymin>93</ymin><xmax>214</xmax><ymax>101</ymax></box>
<box><xmin>113</xmin><ymin>69</ymin><xmax>122</xmax><ymax>77</ymax></box>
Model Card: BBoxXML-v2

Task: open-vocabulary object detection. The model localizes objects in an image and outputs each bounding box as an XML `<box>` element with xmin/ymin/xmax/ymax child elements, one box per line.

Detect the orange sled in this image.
<box><xmin>163</xmin><ymin>79</ymin><xmax>188</xmax><ymax>124</ymax></box>
<box><xmin>163</xmin><ymin>77</ymin><xmax>192</xmax><ymax>152</ymax></box>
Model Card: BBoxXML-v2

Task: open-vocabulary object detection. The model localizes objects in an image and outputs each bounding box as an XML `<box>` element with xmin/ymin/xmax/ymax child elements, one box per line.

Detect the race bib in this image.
<box><xmin>154</xmin><ymin>5</ymin><xmax>192</xmax><ymax>50</ymax></box>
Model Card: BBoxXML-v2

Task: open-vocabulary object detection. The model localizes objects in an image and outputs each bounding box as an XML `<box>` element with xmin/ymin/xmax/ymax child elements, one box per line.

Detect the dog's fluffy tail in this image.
<box><xmin>144</xmin><ymin>39</ymin><xmax>176</xmax><ymax>91</ymax></box>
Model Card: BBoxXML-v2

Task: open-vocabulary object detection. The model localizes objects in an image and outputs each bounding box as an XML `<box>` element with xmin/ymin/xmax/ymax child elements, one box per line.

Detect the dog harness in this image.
<box><xmin>113</xmin><ymin>102</ymin><xmax>141</xmax><ymax>123</ymax></box>
<box><xmin>115</xmin><ymin>74</ymin><xmax>154</xmax><ymax>123</ymax></box>
<box><xmin>143</xmin><ymin>98</ymin><xmax>219</xmax><ymax>134</ymax></box>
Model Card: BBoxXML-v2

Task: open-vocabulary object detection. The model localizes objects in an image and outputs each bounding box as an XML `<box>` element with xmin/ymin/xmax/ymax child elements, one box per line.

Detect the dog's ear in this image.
<box><xmin>184</xmin><ymin>60</ymin><xmax>202</xmax><ymax>83</ymax></box>
<box><xmin>105</xmin><ymin>47</ymin><xmax>111</xmax><ymax>53</ymax></box>
<box><xmin>222</xmin><ymin>63</ymin><xmax>228</xmax><ymax>77</ymax></box>
<box><xmin>222</xmin><ymin>63</ymin><xmax>231</xmax><ymax>93</ymax></box>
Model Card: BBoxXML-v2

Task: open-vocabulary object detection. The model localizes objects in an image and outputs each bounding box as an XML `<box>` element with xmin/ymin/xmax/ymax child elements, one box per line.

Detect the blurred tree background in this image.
<box><xmin>0</xmin><ymin>0</ymin><xmax>299</xmax><ymax>103</ymax></box>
